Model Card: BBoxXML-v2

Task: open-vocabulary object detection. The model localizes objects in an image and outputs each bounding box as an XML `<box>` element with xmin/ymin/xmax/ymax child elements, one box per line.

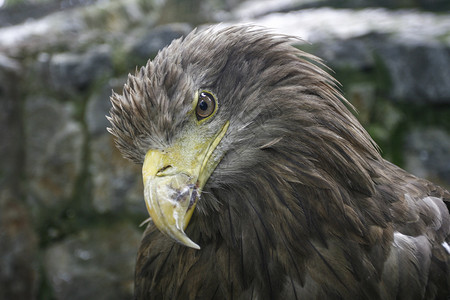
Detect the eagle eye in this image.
<box><xmin>196</xmin><ymin>91</ymin><xmax>217</xmax><ymax>121</ymax></box>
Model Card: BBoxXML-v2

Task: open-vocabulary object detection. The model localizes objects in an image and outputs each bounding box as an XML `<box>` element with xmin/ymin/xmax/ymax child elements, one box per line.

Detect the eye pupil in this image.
<box><xmin>199</xmin><ymin>100</ymin><xmax>208</xmax><ymax>111</ymax></box>
<box><xmin>196</xmin><ymin>91</ymin><xmax>216</xmax><ymax>121</ymax></box>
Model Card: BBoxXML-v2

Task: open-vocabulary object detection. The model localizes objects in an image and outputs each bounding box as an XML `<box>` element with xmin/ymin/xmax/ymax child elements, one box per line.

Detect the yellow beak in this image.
<box><xmin>142</xmin><ymin>121</ymin><xmax>229</xmax><ymax>249</ymax></box>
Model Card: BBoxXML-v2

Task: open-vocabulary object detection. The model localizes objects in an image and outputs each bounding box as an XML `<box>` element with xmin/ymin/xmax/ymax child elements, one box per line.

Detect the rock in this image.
<box><xmin>46</xmin><ymin>45</ymin><xmax>113</xmax><ymax>94</ymax></box>
<box><xmin>313</xmin><ymin>33</ymin><xmax>450</xmax><ymax>104</ymax></box>
<box><xmin>128</xmin><ymin>23</ymin><xmax>192</xmax><ymax>61</ymax></box>
<box><xmin>231</xmin><ymin>0</ymin><xmax>450</xmax><ymax>19</ymax></box>
<box><xmin>0</xmin><ymin>54</ymin><xmax>22</xmax><ymax>190</ymax></box>
<box><xmin>314</xmin><ymin>36</ymin><xmax>375</xmax><ymax>70</ymax></box>
<box><xmin>25</xmin><ymin>96</ymin><xmax>84</xmax><ymax>208</ymax></box>
<box><xmin>86</xmin><ymin>77</ymin><xmax>126</xmax><ymax>137</ymax></box>
<box><xmin>0</xmin><ymin>53</ymin><xmax>21</xmax><ymax>71</ymax></box>
<box><xmin>0</xmin><ymin>0</ymin><xmax>160</xmax><ymax>55</ymax></box>
<box><xmin>0</xmin><ymin>55</ymin><xmax>38</xmax><ymax>299</ymax></box>
<box><xmin>44</xmin><ymin>222</ymin><xmax>142</xmax><ymax>300</ymax></box>
<box><xmin>87</xmin><ymin>78</ymin><xmax>146</xmax><ymax>215</ymax></box>
<box><xmin>0</xmin><ymin>190</ymin><xmax>39</xmax><ymax>300</ymax></box>
<box><xmin>325</xmin><ymin>0</ymin><xmax>450</xmax><ymax>10</ymax></box>
<box><xmin>227</xmin><ymin>8</ymin><xmax>450</xmax><ymax>104</ymax></box>
<box><xmin>231</xmin><ymin>0</ymin><xmax>319</xmax><ymax>19</ymax></box>
<box><xmin>0</xmin><ymin>1</ymin><xmax>93</xmax><ymax>28</ymax></box>
<box><xmin>229</xmin><ymin>8</ymin><xmax>450</xmax><ymax>43</ymax></box>
<box><xmin>376</xmin><ymin>41</ymin><xmax>450</xmax><ymax>104</ymax></box>
<box><xmin>0</xmin><ymin>49</ymin><xmax>38</xmax><ymax>300</ymax></box>
<box><xmin>315</xmin><ymin>34</ymin><xmax>450</xmax><ymax>104</ymax></box>
<box><xmin>90</xmin><ymin>134</ymin><xmax>145</xmax><ymax>215</ymax></box>
<box><xmin>404</xmin><ymin>128</ymin><xmax>450</xmax><ymax>189</ymax></box>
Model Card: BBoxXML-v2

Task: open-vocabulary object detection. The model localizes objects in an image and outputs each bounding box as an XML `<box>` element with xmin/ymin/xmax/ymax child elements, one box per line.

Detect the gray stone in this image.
<box><xmin>47</xmin><ymin>44</ymin><xmax>113</xmax><ymax>93</ymax></box>
<box><xmin>0</xmin><ymin>54</ymin><xmax>22</xmax><ymax>190</ymax></box>
<box><xmin>0</xmin><ymin>0</ymin><xmax>160</xmax><ymax>55</ymax></box>
<box><xmin>87</xmin><ymin>78</ymin><xmax>146</xmax><ymax>215</ymax></box>
<box><xmin>227</xmin><ymin>8</ymin><xmax>450</xmax><ymax>104</ymax></box>
<box><xmin>231</xmin><ymin>0</ymin><xmax>450</xmax><ymax>20</ymax></box>
<box><xmin>232</xmin><ymin>0</ymin><xmax>323</xmax><ymax>19</ymax></box>
<box><xmin>377</xmin><ymin>41</ymin><xmax>450</xmax><ymax>104</ymax></box>
<box><xmin>44</xmin><ymin>222</ymin><xmax>142</xmax><ymax>300</ymax></box>
<box><xmin>303</xmin><ymin>26</ymin><xmax>450</xmax><ymax>105</ymax></box>
<box><xmin>129</xmin><ymin>23</ymin><xmax>192</xmax><ymax>60</ymax></box>
<box><xmin>0</xmin><ymin>190</ymin><xmax>39</xmax><ymax>300</ymax></box>
<box><xmin>0</xmin><ymin>53</ymin><xmax>21</xmax><ymax>72</ymax></box>
<box><xmin>25</xmin><ymin>96</ymin><xmax>84</xmax><ymax>208</ymax></box>
<box><xmin>314</xmin><ymin>36</ymin><xmax>375</xmax><ymax>70</ymax></box>
<box><xmin>86</xmin><ymin>77</ymin><xmax>126</xmax><ymax>137</ymax></box>
<box><xmin>0</xmin><ymin>52</ymin><xmax>38</xmax><ymax>300</ymax></box>
<box><xmin>228</xmin><ymin>8</ymin><xmax>450</xmax><ymax>44</ymax></box>
<box><xmin>404</xmin><ymin>128</ymin><xmax>450</xmax><ymax>189</ymax></box>
<box><xmin>311</xmin><ymin>33</ymin><xmax>450</xmax><ymax>105</ymax></box>
<box><xmin>90</xmin><ymin>134</ymin><xmax>146</xmax><ymax>215</ymax></box>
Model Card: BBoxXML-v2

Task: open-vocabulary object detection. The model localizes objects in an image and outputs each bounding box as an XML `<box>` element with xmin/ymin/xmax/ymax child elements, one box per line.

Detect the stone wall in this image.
<box><xmin>0</xmin><ymin>0</ymin><xmax>449</xmax><ymax>299</ymax></box>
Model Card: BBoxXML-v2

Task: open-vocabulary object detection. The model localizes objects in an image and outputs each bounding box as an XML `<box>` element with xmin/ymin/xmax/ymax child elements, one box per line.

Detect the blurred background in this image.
<box><xmin>0</xmin><ymin>0</ymin><xmax>449</xmax><ymax>299</ymax></box>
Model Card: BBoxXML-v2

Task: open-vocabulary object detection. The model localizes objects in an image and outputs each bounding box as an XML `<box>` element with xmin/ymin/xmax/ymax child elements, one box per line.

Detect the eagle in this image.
<box><xmin>107</xmin><ymin>25</ymin><xmax>450</xmax><ymax>299</ymax></box>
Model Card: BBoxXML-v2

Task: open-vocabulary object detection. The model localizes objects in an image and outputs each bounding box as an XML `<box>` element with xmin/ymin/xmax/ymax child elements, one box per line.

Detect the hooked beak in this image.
<box><xmin>142</xmin><ymin>121</ymin><xmax>229</xmax><ymax>249</ymax></box>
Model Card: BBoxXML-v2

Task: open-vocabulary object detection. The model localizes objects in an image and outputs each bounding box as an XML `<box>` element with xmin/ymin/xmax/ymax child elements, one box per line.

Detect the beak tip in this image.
<box><xmin>190</xmin><ymin>243</ymin><xmax>201</xmax><ymax>250</ymax></box>
<box><xmin>175</xmin><ymin>233</ymin><xmax>201</xmax><ymax>250</ymax></box>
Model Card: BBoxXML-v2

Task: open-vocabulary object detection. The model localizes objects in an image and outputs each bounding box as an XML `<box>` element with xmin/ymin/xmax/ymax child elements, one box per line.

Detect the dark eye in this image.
<box><xmin>196</xmin><ymin>92</ymin><xmax>216</xmax><ymax>121</ymax></box>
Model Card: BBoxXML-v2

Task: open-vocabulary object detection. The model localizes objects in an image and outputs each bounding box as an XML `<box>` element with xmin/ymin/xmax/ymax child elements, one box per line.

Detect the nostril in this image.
<box><xmin>157</xmin><ymin>165</ymin><xmax>172</xmax><ymax>175</ymax></box>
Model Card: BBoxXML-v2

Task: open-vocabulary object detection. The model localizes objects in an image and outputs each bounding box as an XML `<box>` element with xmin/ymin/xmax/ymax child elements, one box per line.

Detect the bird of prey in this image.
<box><xmin>107</xmin><ymin>25</ymin><xmax>450</xmax><ymax>299</ymax></box>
